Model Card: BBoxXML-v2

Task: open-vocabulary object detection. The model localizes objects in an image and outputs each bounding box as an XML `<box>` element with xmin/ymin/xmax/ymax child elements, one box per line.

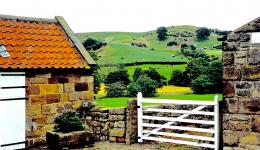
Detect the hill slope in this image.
<box><xmin>76</xmin><ymin>25</ymin><xmax>222</xmax><ymax>65</ymax></box>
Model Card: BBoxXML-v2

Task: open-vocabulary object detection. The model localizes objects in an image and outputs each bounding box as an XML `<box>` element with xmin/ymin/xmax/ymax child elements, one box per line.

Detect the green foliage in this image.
<box><xmin>196</xmin><ymin>27</ymin><xmax>211</xmax><ymax>40</ymax></box>
<box><xmin>186</xmin><ymin>58</ymin><xmax>210</xmax><ymax>80</ymax></box>
<box><xmin>168</xmin><ymin>70</ymin><xmax>190</xmax><ymax>86</ymax></box>
<box><xmin>156</xmin><ymin>26</ymin><xmax>168</xmax><ymax>41</ymax></box>
<box><xmin>54</xmin><ymin>110</ymin><xmax>85</xmax><ymax>133</ymax></box>
<box><xmin>127</xmin><ymin>82</ymin><xmax>142</xmax><ymax>97</ymax></box>
<box><xmin>83</xmin><ymin>38</ymin><xmax>106</xmax><ymax>50</ymax></box>
<box><xmin>191</xmin><ymin>75</ymin><xmax>214</xmax><ymax>94</ymax></box>
<box><xmin>94</xmin><ymin>71</ymin><xmax>102</xmax><ymax>94</ymax></box>
<box><xmin>133</xmin><ymin>68</ymin><xmax>144</xmax><ymax>81</ymax></box>
<box><xmin>144</xmin><ymin>67</ymin><xmax>166</xmax><ymax>87</ymax></box>
<box><xmin>167</xmin><ymin>41</ymin><xmax>177</xmax><ymax>46</ymax></box>
<box><xmin>207</xmin><ymin>60</ymin><xmax>223</xmax><ymax>93</ymax></box>
<box><xmin>105</xmin><ymin>70</ymin><xmax>130</xmax><ymax>85</ymax></box>
<box><xmin>106</xmin><ymin>82</ymin><xmax>126</xmax><ymax>97</ymax></box>
<box><xmin>134</xmin><ymin>76</ymin><xmax>158</xmax><ymax>97</ymax></box>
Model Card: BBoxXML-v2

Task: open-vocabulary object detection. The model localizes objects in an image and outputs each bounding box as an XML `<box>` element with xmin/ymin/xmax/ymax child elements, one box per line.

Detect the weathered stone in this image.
<box><xmin>109</xmin><ymin>136</ymin><xmax>116</xmax><ymax>142</ymax></box>
<box><xmin>239</xmin><ymin>98</ymin><xmax>260</xmax><ymax>114</ymax></box>
<box><xmin>228</xmin><ymin>33</ymin><xmax>240</xmax><ymax>42</ymax></box>
<box><xmin>236</xmin><ymin>89</ymin><xmax>251</xmax><ymax>97</ymax></box>
<box><xmin>239</xmin><ymin>33</ymin><xmax>250</xmax><ymax>42</ymax></box>
<box><xmin>30</xmin><ymin>78</ymin><xmax>48</xmax><ymax>84</ymax></box>
<box><xmin>252</xmin><ymin>116</ymin><xmax>260</xmax><ymax>132</ymax></box>
<box><xmin>64</xmin><ymin>83</ymin><xmax>75</xmax><ymax>93</ymax></box>
<box><xmin>224</xmin><ymin>81</ymin><xmax>235</xmax><ymax>97</ymax></box>
<box><xmin>63</xmin><ymin>102</ymin><xmax>73</xmax><ymax>109</ymax></box>
<box><xmin>114</xmin><ymin>121</ymin><xmax>125</xmax><ymax>128</ymax></box>
<box><xmin>248</xmin><ymin>48</ymin><xmax>260</xmax><ymax>65</ymax></box>
<box><xmin>109</xmin><ymin>108</ymin><xmax>126</xmax><ymax>115</ymax></box>
<box><xmin>41</xmin><ymin>125</ymin><xmax>55</xmax><ymax>134</ymax></box>
<box><xmin>223</xmin><ymin>52</ymin><xmax>234</xmax><ymax>65</ymax></box>
<box><xmin>42</xmin><ymin>104</ymin><xmax>57</xmax><ymax>114</ymax></box>
<box><xmin>223</xmin><ymin>130</ymin><xmax>239</xmax><ymax>146</ymax></box>
<box><xmin>223</xmin><ymin>147</ymin><xmax>233</xmax><ymax>150</ymax></box>
<box><xmin>72</xmin><ymin>100</ymin><xmax>81</xmax><ymax>109</ymax></box>
<box><xmin>30</xmin><ymin>95</ymin><xmax>46</xmax><ymax>105</ymax></box>
<box><xmin>46</xmin><ymin>94</ymin><xmax>61</xmax><ymax>104</ymax></box>
<box><xmin>75</xmin><ymin>82</ymin><xmax>88</xmax><ymax>91</ymax></box>
<box><xmin>60</xmin><ymin>93</ymin><xmax>69</xmax><ymax>102</ymax></box>
<box><xmin>241</xmin><ymin>65</ymin><xmax>260</xmax><ymax>81</ymax></box>
<box><xmin>79</xmin><ymin>91</ymin><xmax>88</xmax><ymax>100</ymax></box>
<box><xmin>240</xmin><ymin>132</ymin><xmax>259</xmax><ymax>145</ymax></box>
<box><xmin>69</xmin><ymin>92</ymin><xmax>80</xmax><ymax>101</ymax></box>
<box><xmin>47</xmin><ymin>115</ymin><xmax>55</xmax><ymax>124</ymax></box>
<box><xmin>226</xmin><ymin>42</ymin><xmax>240</xmax><ymax>51</ymax></box>
<box><xmin>27</xmin><ymin>104</ymin><xmax>42</xmax><ymax>116</ymax></box>
<box><xmin>56</xmin><ymin>103</ymin><xmax>64</xmax><ymax>113</ymax></box>
<box><xmin>229</xmin><ymin>121</ymin><xmax>251</xmax><ymax>131</ymax></box>
<box><xmin>29</xmin><ymin>85</ymin><xmax>40</xmax><ymax>95</ymax></box>
<box><xmin>116</xmin><ymin>137</ymin><xmax>125</xmax><ymax>143</ymax></box>
<box><xmin>234</xmin><ymin>57</ymin><xmax>246</xmax><ymax>64</ymax></box>
<box><xmin>223</xmin><ymin>66</ymin><xmax>240</xmax><ymax>80</ymax></box>
<box><xmin>223</xmin><ymin>98</ymin><xmax>239</xmax><ymax>113</ymax></box>
<box><xmin>109</xmin><ymin>128</ymin><xmax>125</xmax><ymax>137</ymax></box>
<box><xmin>39</xmin><ymin>84</ymin><xmax>63</xmax><ymax>95</ymax></box>
<box><xmin>32</xmin><ymin>115</ymin><xmax>47</xmax><ymax>126</ymax></box>
<box><xmin>235</xmin><ymin>82</ymin><xmax>252</xmax><ymax>89</ymax></box>
<box><xmin>109</xmin><ymin>115</ymin><xmax>126</xmax><ymax>121</ymax></box>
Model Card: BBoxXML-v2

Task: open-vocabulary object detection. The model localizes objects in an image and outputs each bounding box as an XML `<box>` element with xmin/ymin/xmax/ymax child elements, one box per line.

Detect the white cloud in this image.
<box><xmin>0</xmin><ymin>0</ymin><xmax>259</xmax><ymax>32</ymax></box>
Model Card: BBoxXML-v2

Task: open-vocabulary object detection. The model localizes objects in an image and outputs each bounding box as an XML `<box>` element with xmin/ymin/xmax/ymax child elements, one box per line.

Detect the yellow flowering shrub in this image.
<box><xmin>157</xmin><ymin>86</ymin><xmax>192</xmax><ymax>94</ymax></box>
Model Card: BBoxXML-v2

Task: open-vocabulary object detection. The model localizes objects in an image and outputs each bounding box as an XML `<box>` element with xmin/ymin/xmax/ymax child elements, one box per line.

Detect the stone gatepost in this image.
<box><xmin>222</xmin><ymin>17</ymin><xmax>260</xmax><ymax>149</ymax></box>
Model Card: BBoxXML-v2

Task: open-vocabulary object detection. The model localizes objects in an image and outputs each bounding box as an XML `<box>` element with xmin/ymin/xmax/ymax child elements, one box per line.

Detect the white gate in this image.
<box><xmin>137</xmin><ymin>92</ymin><xmax>219</xmax><ymax>150</ymax></box>
<box><xmin>0</xmin><ymin>72</ymin><xmax>26</xmax><ymax>149</ymax></box>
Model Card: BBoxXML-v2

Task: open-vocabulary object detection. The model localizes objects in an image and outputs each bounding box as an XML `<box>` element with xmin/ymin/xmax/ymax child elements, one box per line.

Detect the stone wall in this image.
<box><xmin>84</xmin><ymin>100</ymin><xmax>138</xmax><ymax>144</ymax></box>
<box><xmin>26</xmin><ymin>70</ymin><xmax>94</xmax><ymax>146</ymax></box>
<box><xmin>222</xmin><ymin>20</ymin><xmax>260</xmax><ymax>149</ymax></box>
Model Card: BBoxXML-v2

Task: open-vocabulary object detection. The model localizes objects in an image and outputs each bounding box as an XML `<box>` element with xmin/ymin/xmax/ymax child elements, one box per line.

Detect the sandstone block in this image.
<box><xmin>236</xmin><ymin>89</ymin><xmax>251</xmax><ymax>97</ymax></box>
<box><xmin>223</xmin><ymin>81</ymin><xmax>235</xmax><ymax>97</ymax></box>
<box><xmin>41</xmin><ymin>125</ymin><xmax>55</xmax><ymax>134</ymax></box>
<box><xmin>39</xmin><ymin>84</ymin><xmax>63</xmax><ymax>95</ymax></box>
<box><xmin>42</xmin><ymin>104</ymin><xmax>57</xmax><ymax>114</ymax></box>
<box><xmin>223</xmin><ymin>66</ymin><xmax>240</xmax><ymax>80</ymax></box>
<box><xmin>60</xmin><ymin>93</ymin><xmax>69</xmax><ymax>102</ymax></box>
<box><xmin>110</xmin><ymin>108</ymin><xmax>126</xmax><ymax>115</ymax></box>
<box><xmin>248</xmin><ymin>48</ymin><xmax>260</xmax><ymax>65</ymax></box>
<box><xmin>252</xmin><ymin>116</ymin><xmax>260</xmax><ymax>132</ymax></box>
<box><xmin>241</xmin><ymin>65</ymin><xmax>260</xmax><ymax>81</ymax></box>
<box><xmin>116</xmin><ymin>137</ymin><xmax>125</xmax><ymax>143</ymax></box>
<box><xmin>72</xmin><ymin>100</ymin><xmax>81</xmax><ymax>109</ymax></box>
<box><xmin>47</xmin><ymin>114</ymin><xmax>55</xmax><ymax>124</ymax></box>
<box><xmin>109</xmin><ymin>128</ymin><xmax>125</xmax><ymax>137</ymax></box>
<box><xmin>223</xmin><ymin>52</ymin><xmax>234</xmax><ymax>65</ymax></box>
<box><xmin>114</xmin><ymin>121</ymin><xmax>125</xmax><ymax>128</ymax></box>
<box><xmin>223</xmin><ymin>98</ymin><xmax>239</xmax><ymax>113</ymax></box>
<box><xmin>64</xmin><ymin>83</ymin><xmax>75</xmax><ymax>93</ymax></box>
<box><xmin>109</xmin><ymin>115</ymin><xmax>126</xmax><ymax>121</ymax></box>
<box><xmin>32</xmin><ymin>115</ymin><xmax>47</xmax><ymax>126</ymax></box>
<box><xmin>79</xmin><ymin>91</ymin><xmax>88</xmax><ymax>100</ymax></box>
<box><xmin>239</xmin><ymin>98</ymin><xmax>260</xmax><ymax>114</ymax></box>
<box><xmin>240</xmin><ymin>132</ymin><xmax>259</xmax><ymax>145</ymax></box>
<box><xmin>30</xmin><ymin>78</ymin><xmax>48</xmax><ymax>84</ymax></box>
<box><xmin>35</xmin><ymin>73</ymin><xmax>51</xmax><ymax>78</ymax></box>
<box><xmin>109</xmin><ymin>136</ymin><xmax>116</xmax><ymax>142</ymax></box>
<box><xmin>29</xmin><ymin>85</ymin><xmax>40</xmax><ymax>95</ymax></box>
<box><xmin>69</xmin><ymin>92</ymin><xmax>80</xmax><ymax>101</ymax></box>
<box><xmin>223</xmin><ymin>130</ymin><xmax>239</xmax><ymax>146</ymax></box>
<box><xmin>30</xmin><ymin>95</ymin><xmax>46</xmax><ymax>105</ymax></box>
<box><xmin>46</xmin><ymin>94</ymin><xmax>61</xmax><ymax>104</ymax></box>
<box><xmin>27</xmin><ymin>104</ymin><xmax>42</xmax><ymax>116</ymax></box>
<box><xmin>235</xmin><ymin>82</ymin><xmax>252</xmax><ymax>89</ymax></box>
<box><xmin>63</xmin><ymin>102</ymin><xmax>73</xmax><ymax>109</ymax></box>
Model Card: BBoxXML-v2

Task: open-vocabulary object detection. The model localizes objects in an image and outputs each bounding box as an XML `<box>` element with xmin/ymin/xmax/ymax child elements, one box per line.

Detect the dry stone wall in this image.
<box><xmin>26</xmin><ymin>70</ymin><xmax>94</xmax><ymax>146</ymax></box>
<box><xmin>222</xmin><ymin>19</ymin><xmax>260</xmax><ymax>149</ymax></box>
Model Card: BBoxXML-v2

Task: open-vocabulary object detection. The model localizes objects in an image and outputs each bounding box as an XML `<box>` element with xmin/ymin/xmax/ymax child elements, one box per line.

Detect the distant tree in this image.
<box><xmin>127</xmin><ymin>82</ymin><xmax>141</xmax><ymax>97</ymax></box>
<box><xmin>106</xmin><ymin>82</ymin><xmax>126</xmax><ymax>97</ymax></box>
<box><xmin>135</xmin><ymin>76</ymin><xmax>158</xmax><ymax>97</ymax></box>
<box><xmin>133</xmin><ymin>68</ymin><xmax>144</xmax><ymax>81</ymax></box>
<box><xmin>191</xmin><ymin>75</ymin><xmax>213</xmax><ymax>94</ymax></box>
<box><xmin>105</xmin><ymin>70</ymin><xmax>130</xmax><ymax>85</ymax></box>
<box><xmin>168</xmin><ymin>70</ymin><xmax>183</xmax><ymax>86</ymax></box>
<box><xmin>207</xmin><ymin>60</ymin><xmax>223</xmax><ymax>93</ymax></box>
<box><xmin>186</xmin><ymin>58</ymin><xmax>210</xmax><ymax>81</ymax></box>
<box><xmin>83</xmin><ymin>38</ymin><xmax>106</xmax><ymax>50</ymax></box>
<box><xmin>156</xmin><ymin>27</ymin><xmax>168</xmax><ymax>41</ymax></box>
<box><xmin>144</xmin><ymin>67</ymin><xmax>166</xmax><ymax>87</ymax></box>
<box><xmin>196</xmin><ymin>27</ymin><xmax>211</xmax><ymax>40</ymax></box>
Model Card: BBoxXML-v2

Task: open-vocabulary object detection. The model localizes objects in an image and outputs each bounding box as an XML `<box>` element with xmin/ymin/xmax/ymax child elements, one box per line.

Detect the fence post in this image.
<box><xmin>137</xmin><ymin>92</ymin><xmax>143</xmax><ymax>142</ymax></box>
<box><xmin>214</xmin><ymin>95</ymin><xmax>219</xmax><ymax>150</ymax></box>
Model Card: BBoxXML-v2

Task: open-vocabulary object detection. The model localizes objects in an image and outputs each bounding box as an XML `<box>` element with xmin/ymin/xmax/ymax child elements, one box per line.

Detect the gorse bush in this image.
<box><xmin>54</xmin><ymin>110</ymin><xmax>85</xmax><ymax>133</ymax></box>
<box><xmin>106</xmin><ymin>82</ymin><xmax>126</xmax><ymax>97</ymax></box>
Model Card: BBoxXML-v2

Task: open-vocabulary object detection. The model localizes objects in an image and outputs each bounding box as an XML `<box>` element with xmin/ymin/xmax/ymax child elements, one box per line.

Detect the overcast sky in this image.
<box><xmin>0</xmin><ymin>0</ymin><xmax>259</xmax><ymax>33</ymax></box>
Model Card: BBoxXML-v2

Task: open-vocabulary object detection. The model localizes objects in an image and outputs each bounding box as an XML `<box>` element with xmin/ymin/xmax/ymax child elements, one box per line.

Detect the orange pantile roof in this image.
<box><xmin>0</xmin><ymin>15</ymin><xmax>95</xmax><ymax>69</ymax></box>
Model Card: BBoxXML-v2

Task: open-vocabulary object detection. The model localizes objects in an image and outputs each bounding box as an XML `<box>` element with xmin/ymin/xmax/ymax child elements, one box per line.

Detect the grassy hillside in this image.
<box><xmin>76</xmin><ymin>25</ymin><xmax>222</xmax><ymax>65</ymax></box>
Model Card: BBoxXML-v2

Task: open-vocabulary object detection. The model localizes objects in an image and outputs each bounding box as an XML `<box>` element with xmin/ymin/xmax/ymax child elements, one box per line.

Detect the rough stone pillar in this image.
<box><xmin>126</xmin><ymin>100</ymin><xmax>138</xmax><ymax>144</ymax></box>
<box><xmin>222</xmin><ymin>20</ymin><xmax>260</xmax><ymax>149</ymax></box>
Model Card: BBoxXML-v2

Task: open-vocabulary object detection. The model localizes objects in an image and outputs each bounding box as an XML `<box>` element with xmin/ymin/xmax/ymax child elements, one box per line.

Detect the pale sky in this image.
<box><xmin>0</xmin><ymin>0</ymin><xmax>259</xmax><ymax>33</ymax></box>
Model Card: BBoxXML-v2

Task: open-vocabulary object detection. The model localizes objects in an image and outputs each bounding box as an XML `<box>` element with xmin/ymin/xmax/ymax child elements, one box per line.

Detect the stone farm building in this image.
<box><xmin>0</xmin><ymin>15</ymin><xmax>95</xmax><ymax>146</ymax></box>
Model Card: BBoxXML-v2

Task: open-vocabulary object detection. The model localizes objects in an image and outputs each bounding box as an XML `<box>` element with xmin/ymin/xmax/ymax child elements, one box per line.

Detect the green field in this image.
<box><xmin>76</xmin><ymin>25</ymin><xmax>222</xmax><ymax>65</ymax></box>
<box><xmin>95</xmin><ymin>94</ymin><xmax>222</xmax><ymax>108</ymax></box>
